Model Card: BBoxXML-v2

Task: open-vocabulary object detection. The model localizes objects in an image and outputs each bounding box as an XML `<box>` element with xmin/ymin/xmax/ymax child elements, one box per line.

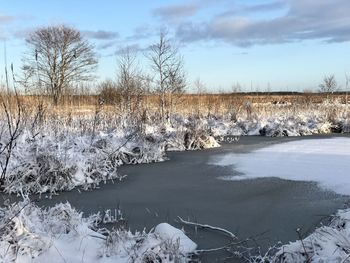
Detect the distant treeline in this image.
<box><xmin>188</xmin><ymin>91</ymin><xmax>349</xmax><ymax>96</ymax></box>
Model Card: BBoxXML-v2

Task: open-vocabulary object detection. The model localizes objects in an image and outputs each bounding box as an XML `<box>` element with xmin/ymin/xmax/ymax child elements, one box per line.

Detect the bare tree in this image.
<box><xmin>22</xmin><ymin>25</ymin><xmax>98</xmax><ymax>104</ymax></box>
<box><xmin>193</xmin><ymin>78</ymin><xmax>207</xmax><ymax>116</ymax></box>
<box><xmin>194</xmin><ymin>78</ymin><xmax>206</xmax><ymax>94</ymax></box>
<box><xmin>116</xmin><ymin>48</ymin><xmax>146</xmax><ymax>113</ymax></box>
<box><xmin>0</xmin><ymin>66</ymin><xmax>25</xmax><ymax>185</ymax></box>
<box><xmin>231</xmin><ymin>82</ymin><xmax>242</xmax><ymax>93</ymax></box>
<box><xmin>98</xmin><ymin>79</ymin><xmax>120</xmax><ymax>105</ymax></box>
<box><xmin>147</xmin><ymin>31</ymin><xmax>186</xmax><ymax>121</ymax></box>
<box><xmin>345</xmin><ymin>73</ymin><xmax>349</xmax><ymax>106</ymax></box>
<box><xmin>18</xmin><ymin>65</ymin><xmax>36</xmax><ymax>94</ymax></box>
<box><xmin>319</xmin><ymin>75</ymin><xmax>338</xmax><ymax>99</ymax></box>
<box><xmin>0</xmin><ymin>93</ymin><xmax>23</xmax><ymax>184</ymax></box>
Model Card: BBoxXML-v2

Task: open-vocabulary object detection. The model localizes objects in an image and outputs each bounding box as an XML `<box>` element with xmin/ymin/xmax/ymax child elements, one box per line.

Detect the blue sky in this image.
<box><xmin>1</xmin><ymin>0</ymin><xmax>350</xmax><ymax>92</ymax></box>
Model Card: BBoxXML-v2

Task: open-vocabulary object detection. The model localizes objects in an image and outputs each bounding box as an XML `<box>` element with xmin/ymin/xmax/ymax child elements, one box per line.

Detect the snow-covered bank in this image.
<box><xmin>1</xmin><ymin>99</ymin><xmax>349</xmax><ymax>194</ymax></box>
<box><xmin>1</xmin><ymin>125</ymin><xmax>218</xmax><ymax>194</ymax></box>
<box><xmin>202</xmin><ymin>99</ymin><xmax>350</xmax><ymax>137</ymax></box>
<box><xmin>213</xmin><ymin>137</ymin><xmax>350</xmax><ymax>196</ymax></box>
<box><xmin>259</xmin><ymin>208</ymin><xmax>350</xmax><ymax>262</ymax></box>
<box><xmin>0</xmin><ymin>200</ymin><xmax>196</xmax><ymax>263</ymax></box>
<box><xmin>4</xmin><ymin>130</ymin><xmax>166</xmax><ymax>194</ymax></box>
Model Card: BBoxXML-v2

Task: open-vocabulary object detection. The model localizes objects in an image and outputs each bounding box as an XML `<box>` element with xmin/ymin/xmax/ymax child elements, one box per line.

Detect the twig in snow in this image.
<box><xmin>0</xmin><ymin>201</ymin><xmax>32</xmax><ymax>233</ymax></box>
<box><xmin>296</xmin><ymin>227</ymin><xmax>310</xmax><ymax>262</ymax></box>
<box><xmin>88</xmin><ymin>234</ymin><xmax>107</xmax><ymax>240</ymax></box>
<box><xmin>107</xmin><ymin>130</ymin><xmax>138</xmax><ymax>158</ymax></box>
<box><xmin>194</xmin><ymin>245</ymin><xmax>230</xmax><ymax>254</ymax></box>
<box><xmin>342</xmin><ymin>253</ymin><xmax>350</xmax><ymax>263</ymax></box>
<box><xmin>177</xmin><ymin>216</ymin><xmax>237</xmax><ymax>240</ymax></box>
<box><xmin>52</xmin><ymin>243</ymin><xmax>67</xmax><ymax>263</ymax></box>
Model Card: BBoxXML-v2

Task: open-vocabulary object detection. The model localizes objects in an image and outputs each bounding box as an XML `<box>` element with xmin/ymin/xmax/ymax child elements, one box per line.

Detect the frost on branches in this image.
<box><xmin>269</xmin><ymin>209</ymin><xmax>350</xmax><ymax>262</ymax></box>
<box><xmin>1</xmin><ymin>99</ymin><xmax>349</xmax><ymax>194</ymax></box>
<box><xmin>0</xmin><ymin>200</ymin><xmax>197</xmax><ymax>263</ymax></box>
<box><xmin>1</xmin><ymin>130</ymin><xmax>166</xmax><ymax>194</ymax></box>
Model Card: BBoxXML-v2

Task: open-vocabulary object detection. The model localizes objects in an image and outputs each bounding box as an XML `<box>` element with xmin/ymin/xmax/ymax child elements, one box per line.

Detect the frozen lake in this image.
<box><xmin>35</xmin><ymin>135</ymin><xmax>350</xmax><ymax>262</ymax></box>
<box><xmin>212</xmin><ymin>137</ymin><xmax>350</xmax><ymax>195</ymax></box>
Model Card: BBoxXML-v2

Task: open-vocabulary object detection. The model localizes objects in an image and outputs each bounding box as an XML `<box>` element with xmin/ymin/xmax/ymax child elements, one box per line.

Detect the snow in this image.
<box><xmin>0</xmin><ymin>201</ymin><xmax>197</xmax><ymax>263</ymax></box>
<box><xmin>1</xmin><ymin>98</ymin><xmax>350</xmax><ymax>194</ymax></box>
<box><xmin>211</xmin><ymin>137</ymin><xmax>350</xmax><ymax>262</ymax></box>
<box><xmin>1</xmin><ymin>100</ymin><xmax>350</xmax><ymax>261</ymax></box>
<box><xmin>213</xmin><ymin>137</ymin><xmax>350</xmax><ymax>196</ymax></box>
<box><xmin>267</xmin><ymin>208</ymin><xmax>350</xmax><ymax>262</ymax></box>
<box><xmin>154</xmin><ymin>223</ymin><xmax>197</xmax><ymax>254</ymax></box>
<box><xmin>2</xmin><ymin>130</ymin><xmax>166</xmax><ymax>194</ymax></box>
<box><xmin>1</xmin><ymin>116</ymin><xmax>221</xmax><ymax>194</ymax></box>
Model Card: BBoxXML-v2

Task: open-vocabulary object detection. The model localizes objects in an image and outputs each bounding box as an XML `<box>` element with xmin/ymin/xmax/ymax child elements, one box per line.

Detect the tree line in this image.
<box><xmin>17</xmin><ymin>25</ymin><xmax>186</xmax><ymax>122</ymax></box>
<box><xmin>6</xmin><ymin>24</ymin><xmax>346</xmax><ymax>114</ymax></box>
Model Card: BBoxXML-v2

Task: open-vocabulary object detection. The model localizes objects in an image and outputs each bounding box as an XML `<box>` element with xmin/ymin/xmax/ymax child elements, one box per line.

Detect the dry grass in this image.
<box><xmin>12</xmin><ymin>92</ymin><xmax>349</xmax><ymax>114</ymax></box>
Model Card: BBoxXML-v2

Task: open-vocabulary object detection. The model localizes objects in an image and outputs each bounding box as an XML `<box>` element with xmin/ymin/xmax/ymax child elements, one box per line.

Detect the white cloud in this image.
<box><xmin>176</xmin><ymin>0</ymin><xmax>350</xmax><ymax>46</ymax></box>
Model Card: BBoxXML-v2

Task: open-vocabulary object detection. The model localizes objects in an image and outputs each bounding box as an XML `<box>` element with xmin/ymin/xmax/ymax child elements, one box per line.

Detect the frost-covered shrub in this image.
<box><xmin>183</xmin><ymin>131</ymin><xmax>220</xmax><ymax>150</ymax></box>
<box><xmin>1</xmin><ymin>99</ymin><xmax>349</xmax><ymax>195</ymax></box>
<box><xmin>251</xmin><ymin>209</ymin><xmax>350</xmax><ymax>263</ymax></box>
<box><xmin>0</xmin><ymin>200</ymin><xmax>196</xmax><ymax>263</ymax></box>
<box><xmin>2</xmin><ymin>131</ymin><xmax>165</xmax><ymax>194</ymax></box>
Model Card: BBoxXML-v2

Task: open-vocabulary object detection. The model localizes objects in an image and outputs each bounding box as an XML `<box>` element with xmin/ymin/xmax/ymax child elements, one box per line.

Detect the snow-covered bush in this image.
<box><xmin>248</xmin><ymin>209</ymin><xmax>350</xmax><ymax>263</ymax></box>
<box><xmin>0</xmin><ymin>200</ymin><xmax>197</xmax><ymax>263</ymax></box>
<box><xmin>1</xmin><ymin>99</ymin><xmax>349</xmax><ymax>194</ymax></box>
<box><xmin>2</xmin><ymin>130</ymin><xmax>166</xmax><ymax>194</ymax></box>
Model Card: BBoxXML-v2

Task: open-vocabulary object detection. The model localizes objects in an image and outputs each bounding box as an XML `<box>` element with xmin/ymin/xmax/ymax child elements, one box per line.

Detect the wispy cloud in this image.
<box><xmin>83</xmin><ymin>30</ymin><xmax>119</xmax><ymax>40</ymax></box>
<box><xmin>0</xmin><ymin>15</ymin><xmax>20</xmax><ymax>39</ymax></box>
<box><xmin>220</xmin><ymin>0</ymin><xmax>287</xmax><ymax>17</ymax></box>
<box><xmin>152</xmin><ymin>0</ymin><xmax>231</xmax><ymax>21</ymax></box>
<box><xmin>153</xmin><ymin>4</ymin><xmax>199</xmax><ymax>21</ymax></box>
<box><xmin>242</xmin><ymin>1</ymin><xmax>287</xmax><ymax>13</ymax></box>
<box><xmin>97</xmin><ymin>41</ymin><xmax>118</xmax><ymax>50</ymax></box>
<box><xmin>12</xmin><ymin>28</ymin><xmax>119</xmax><ymax>43</ymax></box>
<box><xmin>102</xmin><ymin>44</ymin><xmax>150</xmax><ymax>58</ymax></box>
<box><xmin>115</xmin><ymin>44</ymin><xmax>149</xmax><ymax>55</ymax></box>
<box><xmin>0</xmin><ymin>15</ymin><xmax>35</xmax><ymax>40</ymax></box>
<box><xmin>127</xmin><ymin>25</ymin><xmax>155</xmax><ymax>41</ymax></box>
<box><xmin>0</xmin><ymin>15</ymin><xmax>14</xmax><ymax>24</ymax></box>
<box><xmin>176</xmin><ymin>0</ymin><xmax>350</xmax><ymax>46</ymax></box>
<box><xmin>13</xmin><ymin>28</ymin><xmax>32</xmax><ymax>39</ymax></box>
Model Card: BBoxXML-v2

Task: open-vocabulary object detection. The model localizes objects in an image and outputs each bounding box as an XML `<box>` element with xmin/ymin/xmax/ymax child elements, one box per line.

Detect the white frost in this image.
<box><xmin>270</xmin><ymin>208</ymin><xmax>350</xmax><ymax>262</ymax></box>
<box><xmin>0</xmin><ymin>201</ymin><xmax>196</xmax><ymax>263</ymax></box>
<box><xmin>154</xmin><ymin>223</ymin><xmax>197</xmax><ymax>254</ymax></box>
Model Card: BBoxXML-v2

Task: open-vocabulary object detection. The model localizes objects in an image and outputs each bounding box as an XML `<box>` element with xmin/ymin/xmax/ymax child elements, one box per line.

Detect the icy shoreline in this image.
<box><xmin>261</xmin><ymin>208</ymin><xmax>350</xmax><ymax>263</ymax></box>
<box><xmin>2</xmin><ymin>108</ymin><xmax>349</xmax><ymax>194</ymax></box>
<box><xmin>1</xmin><ymin>200</ymin><xmax>349</xmax><ymax>262</ymax></box>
